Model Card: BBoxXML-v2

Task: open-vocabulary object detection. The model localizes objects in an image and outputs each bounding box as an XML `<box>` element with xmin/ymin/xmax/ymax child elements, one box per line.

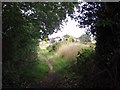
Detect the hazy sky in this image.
<box><xmin>48</xmin><ymin>4</ymin><xmax>87</xmax><ymax>39</ymax></box>
<box><xmin>48</xmin><ymin>17</ymin><xmax>87</xmax><ymax>38</ymax></box>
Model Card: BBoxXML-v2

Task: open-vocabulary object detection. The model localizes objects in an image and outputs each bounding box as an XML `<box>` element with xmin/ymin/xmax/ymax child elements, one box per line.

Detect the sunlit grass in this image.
<box><xmin>22</xmin><ymin>42</ymin><xmax>96</xmax><ymax>88</ymax></box>
<box><xmin>36</xmin><ymin>42</ymin><xmax>95</xmax><ymax>75</ymax></box>
<box><xmin>37</xmin><ymin>46</ymin><xmax>70</xmax><ymax>74</ymax></box>
<box><xmin>25</xmin><ymin>43</ymin><xmax>95</xmax><ymax>82</ymax></box>
<box><xmin>24</xmin><ymin>48</ymin><xmax>50</xmax><ymax>81</ymax></box>
<box><xmin>39</xmin><ymin>49</ymin><xmax>55</xmax><ymax>57</ymax></box>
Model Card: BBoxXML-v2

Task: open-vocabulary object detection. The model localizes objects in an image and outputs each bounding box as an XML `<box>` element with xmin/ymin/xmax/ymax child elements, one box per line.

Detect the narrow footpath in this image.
<box><xmin>27</xmin><ymin>56</ymin><xmax>61</xmax><ymax>88</ymax></box>
<box><xmin>26</xmin><ymin>56</ymin><xmax>79</xmax><ymax>88</ymax></box>
<box><xmin>39</xmin><ymin>56</ymin><xmax>59</xmax><ymax>88</ymax></box>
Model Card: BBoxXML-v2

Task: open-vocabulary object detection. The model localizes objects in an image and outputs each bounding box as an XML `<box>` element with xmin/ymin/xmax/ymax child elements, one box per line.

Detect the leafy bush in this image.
<box><xmin>79</xmin><ymin>33</ymin><xmax>91</xmax><ymax>44</ymax></box>
<box><xmin>46</xmin><ymin>42</ymin><xmax>61</xmax><ymax>52</ymax></box>
<box><xmin>2</xmin><ymin>2</ymin><xmax>78</xmax><ymax>88</ymax></box>
<box><xmin>70</xmin><ymin>47</ymin><xmax>115</xmax><ymax>88</ymax></box>
<box><xmin>69</xmin><ymin>47</ymin><xmax>96</xmax><ymax>88</ymax></box>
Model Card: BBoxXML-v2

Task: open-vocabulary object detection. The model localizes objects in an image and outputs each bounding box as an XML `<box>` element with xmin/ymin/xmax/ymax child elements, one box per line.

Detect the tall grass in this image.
<box><xmin>52</xmin><ymin>57</ymin><xmax>69</xmax><ymax>73</ymax></box>
<box><xmin>56</xmin><ymin>42</ymin><xmax>90</xmax><ymax>60</ymax></box>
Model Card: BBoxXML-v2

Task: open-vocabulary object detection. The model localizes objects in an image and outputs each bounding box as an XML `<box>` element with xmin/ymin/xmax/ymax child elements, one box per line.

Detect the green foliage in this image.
<box><xmin>43</xmin><ymin>38</ymin><xmax>49</xmax><ymax>44</ymax></box>
<box><xmin>76</xmin><ymin>47</ymin><xmax>95</xmax><ymax>66</ymax></box>
<box><xmin>4</xmin><ymin>2</ymin><xmax>120</xmax><ymax>88</ymax></box>
<box><xmin>69</xmin><ymin>47</ymin><xmax>96</xmax><ymax>87</ymax></box>
<box><xmin>68</xmin><ymin>35</ymin><xmax>73</xmax><ymax>42</ymax></box>
<box><xmin>79</xmin><ymin>33</ymin><xmax>91</xmax><ymax>44</ymax></box>
<box><xmin>25</xmin><ymin>60</ymin><xmax>50</xmax><ymax>81</ymax></box>
<box><xmin>52</xmin><ymin>57</ymin><xmax>69</xmax><ymax>74</ymax></box>
<box><xmin>47</xmin><ymin>42</ymin><xmax>61</xmax><ymax>52</ymax></box>
<box><xmin>75</xmin><ymin>2</ymin><xmax>120</xmax><ymax>88</ymax></box>
<box><xmin>2</xmin><ymin>2</ymin><xmax>78</xmax><ymax>88</ymax></box>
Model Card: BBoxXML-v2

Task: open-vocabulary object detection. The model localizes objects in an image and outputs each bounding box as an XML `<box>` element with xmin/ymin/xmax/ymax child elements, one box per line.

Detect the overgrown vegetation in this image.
<box><xmin>56</xmin><ymin>42</ymin><xmax>89</xmax><ymax>60</ymax></box>
<box><xmin>46</xmin><ymin>42</ymin><xmax>61</xmax><ymax>52</ymax></box>
<box><xmin>74</xmin><ymin>2</ymin><xmax>120</xmax><ymax>88</ymax></box>
<box><xmin>25</xmin><ymin>47</ymin><xmax>50</xmax><ymax>81</ymax></box>
<box><xmin>45</xmin><ymin>42</ymin><xmax>96</xmax><ymax>88</ymax></box>
<box><xmin>2</xmin><ymin>2</ymin><xmax>78</xmax><ymax>88</ymax></box>
<box><xmin>2</xmin><ymin>2</ymin><xmax>120</xmax><ymax>89</ymax></box>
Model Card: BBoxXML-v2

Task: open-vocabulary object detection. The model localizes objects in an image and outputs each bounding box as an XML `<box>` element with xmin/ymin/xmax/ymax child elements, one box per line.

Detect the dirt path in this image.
<box><xmin>27</xmin><ymin>56</ymin><xmax>61</xmax><ymax>88</ymax></box>
<box><xmin>26</xmin><ymin>56</ymin><xmax>80</xmax><ymax>88</ymax></box>
<box><xmin>46</xmin><ymin>56</ymin><xmax>54</xmax><ymax>71</ymax></box>
<box><xmin>39</xmin><ymin>56</ymin><xmax>58</xmax><ymax>88</ymax></box>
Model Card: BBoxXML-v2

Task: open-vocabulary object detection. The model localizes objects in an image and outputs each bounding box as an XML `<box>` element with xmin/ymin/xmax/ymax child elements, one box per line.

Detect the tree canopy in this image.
<box><xmin>74</xmin><ymin>2</ymin><xmax>120</xmax><ymax>88</ymax></box>
<box><xmin>79</xmin><ymin>33</ymin><xmax>91</xmax><ymax>43</ymax></box>
<box><xmin>3</xmin><ymin>2</ymin><xmax>78</xmax><ymax>39</ymax></box>
<box><xmin>2</xmin><ymin>2</ymin><xmax>78</xmax><ymax>88</ymax></box>
<box><xmin>2</xmin><ymin>2</ymin><xmax>120</xmax><ymax>88</ymax></box>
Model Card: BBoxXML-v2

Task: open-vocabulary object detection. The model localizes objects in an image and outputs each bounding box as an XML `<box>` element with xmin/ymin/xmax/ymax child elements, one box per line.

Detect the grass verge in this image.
<box><xmin>25</xmin><ymin>60</ymin><xmax>50</xmax><ymax>81</ymax></box>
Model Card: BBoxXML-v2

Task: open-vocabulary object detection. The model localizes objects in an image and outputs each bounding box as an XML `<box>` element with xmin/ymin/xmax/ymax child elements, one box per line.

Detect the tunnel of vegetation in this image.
<box><xmin>2</xmin><ymin>2</ymin><xmax>120</xmax><ymax>88</ymax></box>
<box><xmin>2</xmin><ymin>2</ymin><xmax>78</xmax><ymax>88</ymax></box>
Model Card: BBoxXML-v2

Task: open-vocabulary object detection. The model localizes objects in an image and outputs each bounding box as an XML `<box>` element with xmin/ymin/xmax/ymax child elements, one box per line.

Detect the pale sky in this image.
<box><xmin>48</xmin><ymin>4</ymin><xmax>87</xmax><ymax>39</ymax></box>
<box><xmin>48</xmin><ymin>16</ymin><xmax>87</xmax><ymax>38</ymax></box>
